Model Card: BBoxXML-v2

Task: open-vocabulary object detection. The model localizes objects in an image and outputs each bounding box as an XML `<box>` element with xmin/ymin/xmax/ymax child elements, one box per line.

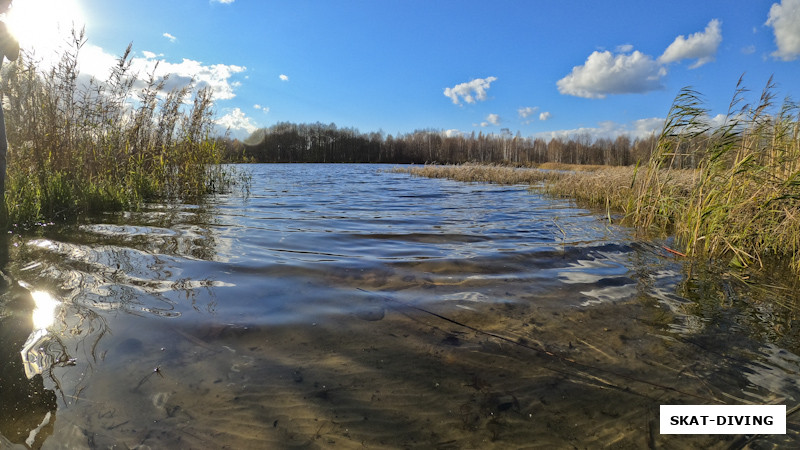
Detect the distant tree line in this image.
<box><xmin>217</xmin><ymin>122</ymin><xmax>660</xmax><ymax>166</ymax></box>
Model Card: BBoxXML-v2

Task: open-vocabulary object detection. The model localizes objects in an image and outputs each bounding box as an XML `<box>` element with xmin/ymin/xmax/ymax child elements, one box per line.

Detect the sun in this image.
<box><xmin>5</xmin><ymin>0</ymin><xmax>87</xmax><ymax>58</ymax></box>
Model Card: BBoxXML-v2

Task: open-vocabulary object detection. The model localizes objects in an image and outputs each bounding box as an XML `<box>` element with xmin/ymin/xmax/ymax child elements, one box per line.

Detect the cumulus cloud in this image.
<box><xmin>486</xmin><ymin>113</ymin><xmax>501</xmax><ymax>126</ymax></box>
<box><xmin>630</xmin><ymin>117</ymin><xmax>667</xmax><ymax>137</ymax></box>
<box><xmin>444</xmin><ymin>76</ymin><xmax>497</xmax><ymax>105</ymax></box>
<box><xmin>766</xmin><ymin>0</ymin><xmax>800</xmax><ymax>61</ymax></box>
<box><xmin>518</xmin><ymin>106</ymin><xmax>539</xmax><ymax>119</ymax></box>
<box><xmin>216</xmin><ymin>108</ymin><xmax>259</xmax><ymax>137</ymax></box>
<box><xmin>71</xmin><ymin>43</ymin><xmax>247</xmax><ymax>107</ymax></box>
<box><xmin>212</xmin><ymin>0</ymin><xmax>236</xmax><ymax>4</ymax></box>
<box><xmin>77</xmin><ymin>44</ymin><xmax>121</xmax><ymax>80</ymax></box>
<box><xmin>163</xmin><ymin>32</ymin><xmax>177</xmax><ymax>43</ymax></box>
<box><xmin>707</xmin><ymin>113</ymin><xmax>729</xmax><ymax>129</ymax></box>
<box><xmin>535</xmin><ymin>117</ymin><xmax>664</xmax><ymax>141</ymax></box>
<box><xmin>279</xmin><ymin>74</ymin><xmax>289</xmax><ymax>81</ymax></box>
<box><xmin>557</xmin><ymin>50</ymin><xmax>665</xmax><ymax>98</ymax></box>
<box><xmin>128</xmin><ymin>57</ymin><xmax>247</xmax><ymax>100</ymax></box>
<box><xmin>518</xmin><ymin>107</ymin><xmax>552</xmax><ymax>124</ymax></box>
<box><xmin>254</xmin><ymin>104</ymin><xmax>270</xmax><ymax>113</ymax></box>
<box><xmin>558</xmin><ymin>21</ymin><xmax>727</xmax><ymax>99</ymax></box>
<box><xmin>659</xmin><ymin>19</ymin><xmax>722</xmax><ymax>68</ymax></box>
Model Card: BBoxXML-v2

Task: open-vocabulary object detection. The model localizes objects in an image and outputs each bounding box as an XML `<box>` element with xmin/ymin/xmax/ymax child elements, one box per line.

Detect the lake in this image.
<box><xmin>1</xmin><ymin>163</ymin><xmax>799</xmax><ymax>448</ymax></box>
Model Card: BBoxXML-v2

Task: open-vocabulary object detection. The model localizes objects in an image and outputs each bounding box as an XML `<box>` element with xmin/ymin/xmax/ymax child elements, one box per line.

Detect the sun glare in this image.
<box><xmin>5</xmin><ymin>0</ymin><xmax>87</xmax><ymax>58</ymax></box>
<box><xmin>30</xmin><ymin>290</ymin><xmax>60</xmax><ymax>330</ymax></box>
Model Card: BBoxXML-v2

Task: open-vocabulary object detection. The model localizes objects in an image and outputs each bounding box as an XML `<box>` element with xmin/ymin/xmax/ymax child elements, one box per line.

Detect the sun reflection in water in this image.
<box><xmin>21</xmin><ymin>289</ymin><xmax>61</xmax><ymax>379</ymax></box>
<box><xmin>31</xmin><ymin>290</ymin><xmax>59</xmax><ymax>330</ymax></box>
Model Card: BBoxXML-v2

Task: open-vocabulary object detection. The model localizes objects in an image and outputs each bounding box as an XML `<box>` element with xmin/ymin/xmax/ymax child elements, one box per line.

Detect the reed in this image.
<box><xmin>1</xmin><ymin>30</ymin><xmax>242</xmax><ymax>227</ymax></box>
<box><xmin>546</xmin><ymin>165</ymin><xmax>640</xmax><ymax>212</ymax></box>
<box><xmin>632</xmin><ymin>77</ymin><xmax>800</xmax><ymax>270</ymax></box>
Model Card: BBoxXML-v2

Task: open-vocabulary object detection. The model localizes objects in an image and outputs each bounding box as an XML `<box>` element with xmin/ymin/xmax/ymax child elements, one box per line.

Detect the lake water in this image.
<box><xmin>1</xmin><ymin>163</ymin><xmax>799</xmax><ymax>448</ymax></box>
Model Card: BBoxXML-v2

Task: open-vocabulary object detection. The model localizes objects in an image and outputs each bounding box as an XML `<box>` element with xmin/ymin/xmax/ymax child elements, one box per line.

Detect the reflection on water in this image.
<box><xmin>0</xmin><ymin>271</ymin><xmax>58</xmax><ymax>448</ymax></box>
<box><xmin>22</xmin><ymin>289</ymin><xmax>62</xmax><ymax>379</ymax></box>
<box><xmin>1</xmin><ymin>164</ymin><xmax>799</xmax><ymax>448</ymax></box>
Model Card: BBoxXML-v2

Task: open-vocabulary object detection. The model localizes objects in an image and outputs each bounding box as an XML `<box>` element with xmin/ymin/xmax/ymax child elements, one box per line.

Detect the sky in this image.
<box><xmin>4</xmin><ymin>0</ymin><xmax>800</xmax><ymax>141</ymax></box>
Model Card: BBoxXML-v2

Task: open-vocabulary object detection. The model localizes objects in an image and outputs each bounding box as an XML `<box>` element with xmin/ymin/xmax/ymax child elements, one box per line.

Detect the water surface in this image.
<box><xmin>1</xmin><ymin>164</ymin><xmax>799</xmax><ymax>448</ymax></box>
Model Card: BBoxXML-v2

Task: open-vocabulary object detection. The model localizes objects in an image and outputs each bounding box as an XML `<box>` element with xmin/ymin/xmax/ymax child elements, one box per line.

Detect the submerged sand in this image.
<box><xmin>37</xmin><ymin>279</ymin><xmax>799</xmax><ymax>449</ymax></box>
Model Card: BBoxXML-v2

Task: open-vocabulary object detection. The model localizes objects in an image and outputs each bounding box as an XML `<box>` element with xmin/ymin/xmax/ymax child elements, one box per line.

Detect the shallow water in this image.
<box><xmin>1</xmin><ymin>163</ymin><xmax>799</xmax><ymax>448</ymax></box>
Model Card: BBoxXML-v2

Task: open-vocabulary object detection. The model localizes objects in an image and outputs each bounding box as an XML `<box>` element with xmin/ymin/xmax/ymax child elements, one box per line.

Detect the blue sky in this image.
<box><xmin>6</xmin><ymin>0</ymin><xmax>800</xmax><ymax>141</ymax></box>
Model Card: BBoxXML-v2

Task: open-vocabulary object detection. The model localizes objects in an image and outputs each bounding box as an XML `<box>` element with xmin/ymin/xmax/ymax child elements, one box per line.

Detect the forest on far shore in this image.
<box><xmin>218</xmin><ymin>122</ymin><xmax>661</xmax><ymax>167</ymax></box>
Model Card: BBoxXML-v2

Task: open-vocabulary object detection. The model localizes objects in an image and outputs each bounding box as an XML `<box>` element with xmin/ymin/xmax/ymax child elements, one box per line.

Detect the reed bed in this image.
<box><xmin>393</xmin><ymin>163</ymin><xmax>564</xmax><ymax>185</ymax></box>
<box><xmin>536</xmin><ymin>162</ymin><xmax>608</xmax><ymax>172</ymax></box>
<box><xmin>1</xmin><ymin>30</ymin><xmax>241</xmax><ymax>227</ymax></box>
<box><xmin>633</xmin><ymin>78</ymin><xmax>800</xmax><ymax>270</ymax></box>
<box><xmin>546</xmin><ymin>166</ymin><xmax>697</xmax><ymax>215</ymax></box>
<box><xmin>397</xmin><ymin>163</ymin><xmax>695</xmax><ymax>218</ymax></box>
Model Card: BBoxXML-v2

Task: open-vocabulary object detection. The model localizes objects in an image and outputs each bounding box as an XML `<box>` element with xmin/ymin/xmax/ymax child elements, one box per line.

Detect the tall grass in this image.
<box><xmin>1</xmin><ymin>30</ymin><xmax>241</xmax><ymax>227</ymax></box>
<box><xmin>632</xmin><ymin>76</ymin><xmax>800</xmax><ymax>270</ymax></box>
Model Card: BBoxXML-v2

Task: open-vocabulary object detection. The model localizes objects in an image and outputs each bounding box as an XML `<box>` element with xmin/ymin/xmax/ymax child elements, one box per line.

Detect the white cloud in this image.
<box><xmin>535</xmin><ymin>117</ymin><xmax>664</xmax><ymax>141</ymax></box>
<box><xmin>279</xmin><ymin>74</ymin><xmax>289</xmax><ymax>81</ymax></box>
<box><xmin>519</xmin><ymin>107</ymin><xmax>551</xmax><ymax>124</ymax></box>
<box><xmin>77</xmin><ymin>44</ymin><xmax>121</xmax><ymax>81</ymax></box>
<box><xmin>659</xmin><ymin>19</ymin><xmax>722</xmax><ymax>68</ymax></box>
<box><xmin>163</xmin><ymin>32</ymin><xmax>177</xmax><ymax>43</ymax></box>
<box><xmin>557</xmin><ymin>50</ymin><xmax>665</xmax><ymax>98</ymax></box>
<box><xmin>128</xmin><ymin>57</ymin><xmax>246</xmax><ymax>100</ymax></box>
<box><xmin>486</xmin><ymin>113</ymin><xmax>500</xmax><ymax>126</ymax></box>
<box><xmin>216</xmin><ymin>108</ymin><xmax>259</xmax><ymax>137</ymax></box>
<box><xmin>212</xmin><ymin>0</ymin><xmax>236</xmax><ymax>3</ymax></box>
<box><xmin>558</xmin><ymin>20</ymin><xmax>725</xmax><ymax>99</ymax></box>
<box><xmin>254</xmin><ymin>104</ymin><xmax>270</xmax><ymax>113</ymax></box>
<box><xmin>766</xmin><ymin>0</ymin><xmax>800</xmax><ymax>61</ymax></box>
<box><xmin>630</xmin><ymin>117</ymin><xmax>667</xmax><ymax>137</ymax></box>
<box><xmin>518</xmin><ymin>106</ymin><xmax>539</xmax><ymax>118</ymax></box>
<box><xmin>69</xmin><ymin>43</ymin><xmax>246</xmax><ymax>109</ymax></box>
<box><xmin>443</xmin><ymin>129</ymin><xmax>465</xmax><ymax>138</ymax></box>
<box><xmin>706</xmin><ymin>113</ymin><xmax>729</xmax><ymax>129</ymax></box>
<box><xmin>444</xmin><ymin>76</ymin><xmax>497</xmax><ymax>105</ymax></box>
